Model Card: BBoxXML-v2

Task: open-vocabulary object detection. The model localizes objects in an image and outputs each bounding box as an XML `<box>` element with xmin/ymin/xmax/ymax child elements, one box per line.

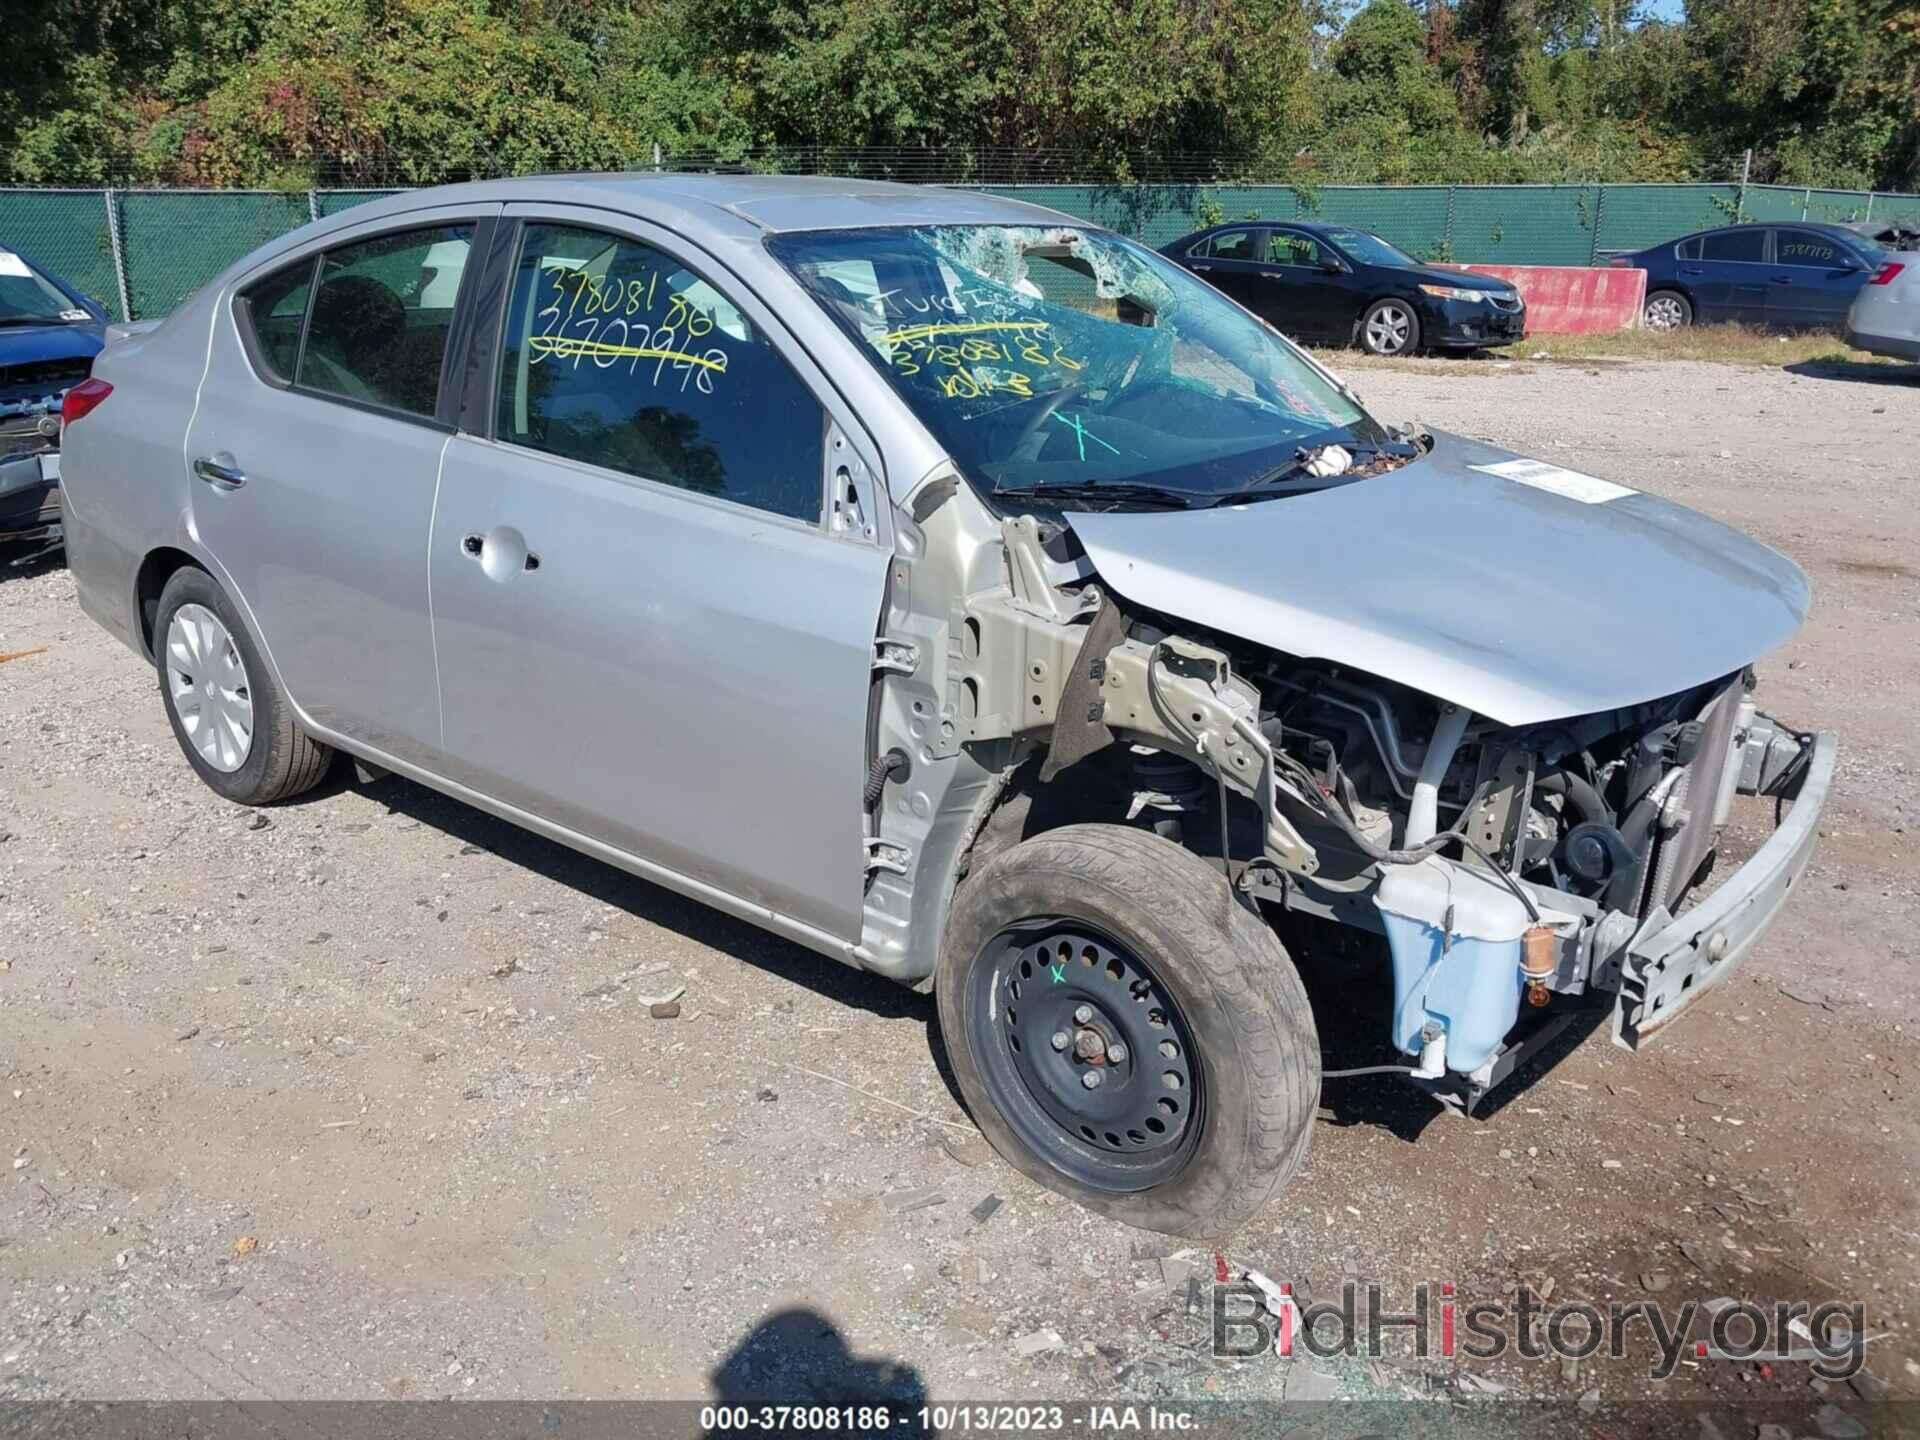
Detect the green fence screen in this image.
<box><xmin>4</xmin><ymin>180</ymin><xmax>1916</xmax><ymax>321</ymax></box>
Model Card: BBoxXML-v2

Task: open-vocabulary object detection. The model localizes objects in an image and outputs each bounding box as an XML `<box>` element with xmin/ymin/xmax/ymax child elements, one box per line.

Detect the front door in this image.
<box><xmin>428</xmin><ymin>211</ymin><xmax>890</xmax><ymax>941</ymax></box>
<box><xmin>1261</xmin><ymin>227</ymin><xmax>1354</xmax><ymax>339</ymax></box>
<box><xmin>1766</xmin><ymin>227</ymin><xmax>1867</xmax><ymax>330</ymax></box>
<box><xmin>185</xmin><ymin>206</ymin><xmax>494</xmax><ymax>763</ymax></box>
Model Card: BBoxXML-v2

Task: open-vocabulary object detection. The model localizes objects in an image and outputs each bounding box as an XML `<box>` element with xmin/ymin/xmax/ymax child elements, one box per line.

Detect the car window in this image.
<box><xmin>1268</xmin><ymin>231</ymin><xmax>1323</xmax><ymax>267</ymax></box>
<box><xmin>1676</xmin><ymin>237</ymin><xmax>1702</xmax><ymax>261</ymax></box>
<box><xmin>1774</xmin><ymin>229</ymin><xmax>1850</xmax><ymax>269</ymax></box>
<box><xmin>1201</xmin><ymin>230</ymin><xmax>1258</xmax><ymax>262</ymax></box>
<box><xmin>238</xmin><ymin>258</ymin><xmax>315</xmax><ymax>383</ymax></box>
<box><xmin>1700</xmin><ymin>228</ymin><xmax>1766</xmax><ymax>264</ymax></box>
<box><xmin>0</xmin><ymin>249</ymin><xmax>86</xmax><ymax>324</ymax></box>
<box><xmin>296</xmin><ymin>224</ymin><xmax>473</xmax><ymax>416</ymax></box>
<box><xmin>494</xmin><ymin>223</ymin><xmax>825</xmax><ymax>523</ymax></box>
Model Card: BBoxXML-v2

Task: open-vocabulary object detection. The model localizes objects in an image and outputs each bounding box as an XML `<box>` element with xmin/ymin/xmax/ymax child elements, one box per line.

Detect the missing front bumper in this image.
<box><xmin>1611</xmin><ymin>728</ymin><xmax>1837</xmax><ymax>1050</ymax></box>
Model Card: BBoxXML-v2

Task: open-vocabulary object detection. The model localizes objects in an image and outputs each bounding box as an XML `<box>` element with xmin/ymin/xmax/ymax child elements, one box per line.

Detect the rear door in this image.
<box><xmin>1690</xmin><ymin>227</ymin><xmax>1770</xmax><ymax>322</ymax></box>
<box><xmin>1766</xmin><ymin>228</ymin><xmax>1869</xmax><ymax>330</ymax></box>
<box><xmin>186</xmin><ymin>204</ymin><xmax>497</xmax><ymax>764</ymax></box>
<box><xmin>428</xmin><ymin>208</ymin><xmax>891</xmax><ymax>941</ymax></box>
<box><xmin>1182</xmin><ymin>229</ymin><xmax>1269</xmax><ymax>315</ymax></box>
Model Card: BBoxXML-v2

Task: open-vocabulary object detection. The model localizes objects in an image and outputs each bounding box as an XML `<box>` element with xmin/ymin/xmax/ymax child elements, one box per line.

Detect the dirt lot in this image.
<box><xmin>1</xmin><ymin>355</ymin><xmax>1916</xmax><ymax>1418</ymax></box>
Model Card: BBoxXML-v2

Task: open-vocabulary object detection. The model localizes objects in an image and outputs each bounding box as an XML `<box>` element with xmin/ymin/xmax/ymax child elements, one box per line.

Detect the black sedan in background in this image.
<box><xmin>1608</xmin><ymin>221</ymin><xmax>1884</xmax><ymax>331</ymax></box>
<box><xmin>1160</xmin><ymin>221</ymin><xmax>1525</xmax><ymax>355</ymax></box>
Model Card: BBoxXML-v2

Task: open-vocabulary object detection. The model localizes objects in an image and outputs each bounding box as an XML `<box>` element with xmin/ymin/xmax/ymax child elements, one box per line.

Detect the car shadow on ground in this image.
<box><xmin>0</xmin><ymin>546</ymin><xmax>65</xmax><ymax>585</ymax></box>
<box><xmin>703</xmin><ymin>1307</ymin><xmax>930</xmax><ymax>1437</ymax></box>
<box><xmin>308</xmin><ymin>760</ymin><xmax>973</xmax><ymax>1119</ymax></box>
<box><xmin>1784</xmin><ymin>357</ymin><xmax>1920</xmax><ymax>385</ymax></box>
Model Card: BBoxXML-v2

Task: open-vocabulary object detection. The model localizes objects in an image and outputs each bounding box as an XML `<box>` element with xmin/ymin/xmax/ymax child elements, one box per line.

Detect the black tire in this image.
<box><xmin>154</xmin><ymin>566</ymin><xmax>333</xmax><ymax>805</ymax></box>
<box><xmin>936</xmin><ymin>823</ymin><xmax>1320</xmax><ymax>1239</ymax></box>
<box><xmin>1644</xmin><ymin>289</ymin><xmax>1693</xmax><ymax>331</ymax></box>
<box><xmin>1359</xmin><ymin>297</ymin><xmax>1421</xmax><ymax>356</ymax></box>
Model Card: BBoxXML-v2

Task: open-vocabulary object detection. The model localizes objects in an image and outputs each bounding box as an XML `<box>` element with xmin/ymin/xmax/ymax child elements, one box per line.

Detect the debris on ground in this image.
<box><xmin>649</xmin><ymin>1001</ymin><xmax>681</xmax><ymax>1019</ymax></box>
<box><xmin>970</xmin><ymin>1195</ymin><xmax>1003</xmax><ymax>1225</ymax></box>
<box><xmin>1010</xmin><ymin>1329</ymin><xmax>1062</xmax><ymax>1357</ymax></box>
<box><xmin>883</xmin><ymin>1186</ymin><xmax>946</xmax><ymax>1213</ymax></box>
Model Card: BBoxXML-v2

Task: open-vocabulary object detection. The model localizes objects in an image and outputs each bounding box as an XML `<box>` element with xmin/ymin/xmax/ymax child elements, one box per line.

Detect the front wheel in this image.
<box><xmin>936</xmin><ymin>823</ymin><xmax>1320</xmax><ymax>1239</ymax></box>
<box><xmin>1359</xmin><ymin>298</ymin><xmax>1421</xmax><ymax>356</ymax></box>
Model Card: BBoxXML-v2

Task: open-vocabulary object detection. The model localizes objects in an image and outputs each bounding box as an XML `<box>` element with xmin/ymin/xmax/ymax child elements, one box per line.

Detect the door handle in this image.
<box><xmin>1189</xmin><ymin>263</ymin><xmax>1214</xmax><ymax>272</ymax></box>
<box><xmin>462</xmin><ymin>531</ymin><xmax>541</xmax><ymax>572</ymax></box>
<box><xmin>192</xmin><ymin>456</ymin><xmax>246</xmax><ymax>491</ymax></box>
<box><xmin>1770</xmin><ymin>274</ymin><xmax>1792</xmax><ymax>284</ymax></box>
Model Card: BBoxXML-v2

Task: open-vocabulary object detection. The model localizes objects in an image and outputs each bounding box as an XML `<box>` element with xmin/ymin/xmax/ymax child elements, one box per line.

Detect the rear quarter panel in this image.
<box><xmin>59</xmin><ymin>293</ymin><xmax>216</xmax><ymax>655</ymax></box>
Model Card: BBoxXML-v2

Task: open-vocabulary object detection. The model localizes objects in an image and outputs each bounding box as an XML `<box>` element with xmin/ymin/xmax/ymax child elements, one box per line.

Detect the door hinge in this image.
<box><xmin>872</xmin><ymin>637</ymin><xmax>920</xmax><ymax>676</ymax></box>
<box><xmin>864</xmin><ymin>836</ymin><xmax>912</xmax><ymax>876</ymax></box>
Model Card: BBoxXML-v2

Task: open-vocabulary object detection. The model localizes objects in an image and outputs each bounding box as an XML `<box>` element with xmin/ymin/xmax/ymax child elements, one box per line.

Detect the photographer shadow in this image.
<box><xmin>704</xmin><ymin>1308</ymin><xmax>932</xmax><ymax>1439</ymax></box>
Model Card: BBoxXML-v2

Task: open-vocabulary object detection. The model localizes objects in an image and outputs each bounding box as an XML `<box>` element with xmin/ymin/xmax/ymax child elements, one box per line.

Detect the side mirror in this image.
<box><xmin>1319</xmin><ymin>255</ymin><xmax>1344</xmax><ymax>274</ymax></box>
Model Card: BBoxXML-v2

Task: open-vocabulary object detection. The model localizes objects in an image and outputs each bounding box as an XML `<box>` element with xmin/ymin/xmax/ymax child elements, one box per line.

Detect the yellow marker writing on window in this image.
<box><xmin>882</xmin><ymin>320</ymin><xmax>1052</xmax><ymax>345</ymax></box>
<box><xmin>529</xmin><ymin>334</ymin><xmax>728</xmax><ymax>370</ymax></box>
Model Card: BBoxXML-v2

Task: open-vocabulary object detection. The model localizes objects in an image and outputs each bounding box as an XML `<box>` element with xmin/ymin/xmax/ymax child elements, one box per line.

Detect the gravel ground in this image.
<box><xmin>1</xmin><ymin>355</ymin><xmax>1916</xmax><ymax>1418</ymax></box>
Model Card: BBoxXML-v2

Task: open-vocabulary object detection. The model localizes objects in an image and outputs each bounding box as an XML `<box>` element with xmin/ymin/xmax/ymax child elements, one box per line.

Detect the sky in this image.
<box><xmin>1642</xmin><ymin>0</ymin><xmax>1685</xmax><ymax>20</ymax></box>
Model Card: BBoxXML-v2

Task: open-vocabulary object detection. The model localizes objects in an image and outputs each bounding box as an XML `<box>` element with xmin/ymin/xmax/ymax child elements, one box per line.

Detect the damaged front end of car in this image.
<box><xmin>862</xmin><ymin>491</ymin><xmax>1832</xmax><ymax>1113</ymax></box>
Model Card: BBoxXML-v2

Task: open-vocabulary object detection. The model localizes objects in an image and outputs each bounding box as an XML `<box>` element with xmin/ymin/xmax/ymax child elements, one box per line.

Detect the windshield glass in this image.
<box><xmin>0</xmin><ymin>250</ymin><xmax>84</xmax><ymax>324</ymax></box>
<box><xmin>767</xmin><ymin>225</ymin><xmax>1388</xmax><ymax>505</ymax></box>
<box><xmin>1324</xmin><ymin>229</ymin><xmax>1414</xmax><ymax>268</ymax></box>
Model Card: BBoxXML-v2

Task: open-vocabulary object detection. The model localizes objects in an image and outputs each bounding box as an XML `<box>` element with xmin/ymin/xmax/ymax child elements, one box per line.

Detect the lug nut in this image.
<box><xmin>1050</xmin><ymin>1030</ymin><xmax>1070</xmax><ymax>1052</ymax></box>
<box><xmin>1073</xmin><ymin>1004</ymin><xmax>1095</xmax><ymax>1025</ymax></box>
<box><xmin>1107</xmin><ymin>1041</ymin><xmax>1128</xmax><ymax>1063</ymax></box>
<box><xmin>1081</xmin><ymin>1071</ymin><xmax>1103</xmax><ymax>1090</ymax></box>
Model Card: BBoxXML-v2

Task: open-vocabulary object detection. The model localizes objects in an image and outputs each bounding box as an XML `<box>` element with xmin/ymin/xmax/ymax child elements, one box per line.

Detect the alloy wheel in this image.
<box><xmin>1645</xmin><ymin>295</ymin><xmax>1686</xmax><ymax>330</ymax></box>
<box><xmin>165</xmin><ymin>603</ymin><xmax>255</xmax><ymax>773</ymax></box>
<box><xmin>1365</xmin><ymin>303</ymin><xmax>1414</xmax><ymax>354</ymax></box>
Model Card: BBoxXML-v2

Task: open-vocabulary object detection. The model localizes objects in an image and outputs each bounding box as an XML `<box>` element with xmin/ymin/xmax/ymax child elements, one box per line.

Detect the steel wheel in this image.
<box><xmin>965</xmin><ymin>920</ymin><xmax>1203</xmax><ymax>1192</ymax></box>
<box><xmin>164</xmin><ymin>602</ymin><xmax>254</xmax><ymax>773</ymax></box>
<box><xmin>1645</xmin><ymin>292</ymin><xmax>1689</xmax><ymax>330</ymax></box>
<box><xmin>1363</xmin><ymin>300</ymin><xmax>1416</xmax><ymax>355</ymax></box>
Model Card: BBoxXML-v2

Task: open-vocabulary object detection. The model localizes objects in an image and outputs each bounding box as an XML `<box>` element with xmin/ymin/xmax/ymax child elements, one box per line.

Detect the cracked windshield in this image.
<box><xmin>770</xmin><ymin>224</ymin><xmax>1397</xmax><ymax>507</ymax></box>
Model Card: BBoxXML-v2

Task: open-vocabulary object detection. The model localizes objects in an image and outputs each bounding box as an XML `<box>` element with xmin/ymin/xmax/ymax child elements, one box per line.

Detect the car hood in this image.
<box><xmin>1065</xmin><ymin>431</ymin><xmax>1809</xmax><ymax>727</ymax></box>
<box><xmin>1401</xmin><ymin>265</ymin><xmax>1515</xmax><ymax>294</ymax></box>
<box><xmin>0</xmin><ymin>322</ymin><xmax>105</xmax><ymax>370</ymax></box>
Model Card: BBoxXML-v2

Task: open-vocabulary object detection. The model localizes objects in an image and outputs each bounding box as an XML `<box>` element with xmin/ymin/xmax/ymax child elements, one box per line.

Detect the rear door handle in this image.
<box><xmin>1189</xmin><ymin>263</ymin><xmax>1214</xmax><ymax>272</ymax></box>
<box><xmin>462</xmin><ymin>531</ymin><xmax>541</xmax><ymax>572</ymax></box>
<box><xmin>192</xmin><ymin>455</ymin><xmax>246</xmax><ymax>491</ymax></box>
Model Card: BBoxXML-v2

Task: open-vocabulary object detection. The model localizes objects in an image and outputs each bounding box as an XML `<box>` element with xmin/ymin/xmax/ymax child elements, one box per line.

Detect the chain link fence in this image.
<box><xmin>4</xmin><ymin>178</ymin><xmax>1917</xmax><ymax>322</ymax></box>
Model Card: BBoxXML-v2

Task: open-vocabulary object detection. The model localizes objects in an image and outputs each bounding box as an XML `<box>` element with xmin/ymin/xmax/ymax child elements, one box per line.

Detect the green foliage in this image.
<box><xmin>0</xmin><ymin>0</ymin><xmax>1912</xmax><ymax>192</ymax></box>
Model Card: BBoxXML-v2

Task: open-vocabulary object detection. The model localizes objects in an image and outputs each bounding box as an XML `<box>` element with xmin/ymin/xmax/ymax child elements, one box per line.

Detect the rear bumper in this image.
<box><xmin>1845</xmin><ymin>325</ymin><xmax>1920</xmax><ymax>360</ymax></box>
<box><xmin>1612</xmin><ymin>728</ymin><xmax>1837</xmax><ymax>1049</ymax></box>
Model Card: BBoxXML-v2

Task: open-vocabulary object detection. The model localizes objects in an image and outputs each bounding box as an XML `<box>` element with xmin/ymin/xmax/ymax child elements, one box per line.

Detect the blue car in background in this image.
<box><xmin>1611</xmin><ymin>221</ymin><xmax>1885</xmax><ymax>333</ymax></box>
<box><xmin>1</xmin><ymin>245</ymin><xmax>108</xmax><ymax>552</ymax></box>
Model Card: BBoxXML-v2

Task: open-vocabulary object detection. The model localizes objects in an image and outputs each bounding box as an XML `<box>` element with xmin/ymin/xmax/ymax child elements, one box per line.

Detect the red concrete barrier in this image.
<box><xmin>1437</xmin><ymin>263</ymin><xmax>1647</xmax><ymax>335</ymax></box>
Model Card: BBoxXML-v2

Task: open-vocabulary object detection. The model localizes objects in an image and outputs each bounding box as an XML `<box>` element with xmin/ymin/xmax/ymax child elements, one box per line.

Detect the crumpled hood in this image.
<box><xmin>1066</xmin><ymin>431</ymin><xmax>1809</xmax><ymax>727</ymax></box>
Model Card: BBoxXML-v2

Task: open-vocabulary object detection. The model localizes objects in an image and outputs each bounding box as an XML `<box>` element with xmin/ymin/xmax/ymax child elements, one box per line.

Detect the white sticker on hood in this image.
<box><xmin>0</xmin><ymin>251</ymin><xmax>31</xmax><ymax>277</ymax></box>
<box><xmin>1472</xmin><ymin>457</ymin><xmax>1635</xmax><ymax>505</ymax></box>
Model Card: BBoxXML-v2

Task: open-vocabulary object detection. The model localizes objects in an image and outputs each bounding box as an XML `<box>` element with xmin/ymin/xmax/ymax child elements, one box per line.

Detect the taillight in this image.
<box><xmin>61</xmin><ymin>377</ymin><xmax>113</xmax><ymax>425</ymax></box>
<box><xmin>1870</xmin><ymin>262</ymin><xmax>1905</xmax><ymax>285</ymax></box>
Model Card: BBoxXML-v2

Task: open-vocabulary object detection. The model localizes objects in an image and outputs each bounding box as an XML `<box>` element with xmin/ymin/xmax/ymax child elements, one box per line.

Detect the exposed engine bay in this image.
<box><xmin>862</xmin><ymin>489</ymin><xmax>1830</xmax><ymax>1105</ymax></box>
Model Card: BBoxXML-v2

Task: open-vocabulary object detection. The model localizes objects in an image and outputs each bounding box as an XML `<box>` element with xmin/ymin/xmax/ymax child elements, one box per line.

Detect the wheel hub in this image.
<box><xmin>968</xmin><ymin>922</ymin><xmax>1202</xmax><ymax>1190</ymax></box>
<box><xmin>165</xmin><ymin>603</ymin><xmax>255</xmax><ymax>774</ymax></box>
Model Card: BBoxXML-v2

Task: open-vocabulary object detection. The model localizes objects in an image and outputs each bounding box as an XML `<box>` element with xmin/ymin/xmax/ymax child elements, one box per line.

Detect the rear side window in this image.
<box><xmin>1676</xmin><ymin>237</ymin><xmax>1702</xmax><ymax>260</ymax></box>
<box><xmin>1199</xmin><ymin>230</ymin><xmax>1258</xmax><ymax>262</ymax></box>
<box><xmin>296</xmin><ymin>225</ymin><xmax>474</xmax><ymax>417</ymax></box>
<box><xmin>1701</xmin><ymin>228</ymin><xmax>1766</xmax><ymax>263</ymax></box>
<box><xmin>237</xmin><ymin>259</ymin><xmax>315</xmax><ymax>382</ymax></box>
<box><xmin>492</xmin><ymin>222</ymin><xmax>825</xmax><ymax>523</ymax></box>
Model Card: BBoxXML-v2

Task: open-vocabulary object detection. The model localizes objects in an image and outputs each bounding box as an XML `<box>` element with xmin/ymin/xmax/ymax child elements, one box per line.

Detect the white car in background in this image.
<box><xmin>1846</xmin><ymin>231</ymin><xmax>1920</xmax><ymax>360</ymax></box>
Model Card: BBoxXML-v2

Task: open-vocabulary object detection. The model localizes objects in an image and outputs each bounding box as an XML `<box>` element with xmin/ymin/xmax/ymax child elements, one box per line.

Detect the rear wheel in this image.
<box><xmin>936</xmin><ymin>823</ymin><xmax>1320</xmax><ymax>1239</ymax></box>
<box><xmin>1359</xmin><ymin>298</ymin><xmax>1420</xmax><ymax>355</ymax></box>
<box><xmin>154</xmin><ymin>567</ymin><xmax>333</xmax><ymax>806</ymax></box>
<box><xmin>1644</xmin><ymin>289</ymin><xmax>1692</xmax><ymax>330</ymax></box>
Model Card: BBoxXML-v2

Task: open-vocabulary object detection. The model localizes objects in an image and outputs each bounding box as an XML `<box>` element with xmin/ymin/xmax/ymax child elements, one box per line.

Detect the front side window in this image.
<box><xmin>1268</xmin><ymin>230</ymin><xmax>1324</xmax><ymax>267</ymax></box>
<box><xmin>1322</xmin><ymin>229</ymin><xmax>1412</xmax><ymax>268</ymax></box>
<box><xmin>494</xmin><ymin>223</ymin><xmax>824</xmax><ymax>523</ymax></box>
<box><xmin>1774</xmin><ymin>228</ymin><xmax>1853</xmax><ymax>269</ymax></box>
<box><xmin>297</xmin><ymin>224</ymin><xmax>473</xmax><ymax>416</ymax></box>
<box><xmin>769</xmin><ymin>225</ymin><xmax>1385</xmax><ymax>508</ymax></box>
<box><xmin>238</xmin><ymin>258</ymin><xmax>314</xmax><ymax>382</ymax></box>
<box><xmin>1701</xmin><ymin>228</ymin><xmax>1766</xmax><ymax>264</ymax></box>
